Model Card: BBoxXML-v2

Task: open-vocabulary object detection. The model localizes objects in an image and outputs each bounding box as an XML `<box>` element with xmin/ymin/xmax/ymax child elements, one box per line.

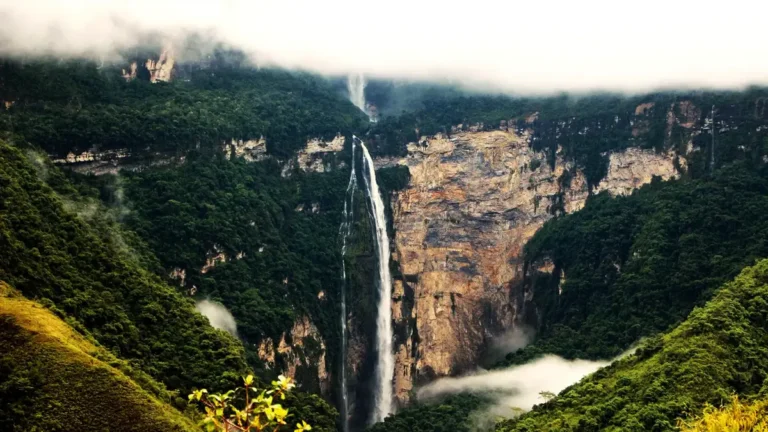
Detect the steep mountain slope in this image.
<box><xmin>0</xmin><ymin>138</ymin><xmax>341</xmax><ymax>430</ymax></box>
<box><xmin>379</xmin><ymin>128</ymin><xmax>679</xmax><ymax>404</ymax></box>
<box><xmin>0</xmin><ymin>139</ymin><xmax>248</xmax><ymax>395</ymax></box>
<box><xmin>0</xmin><ymin>282</ymin><xmax>196</xmax><ymax>432</ymax></box>
<box><xmin>366</xmin><ymin>90</ymin><xmax>768</xmax><ymax>404</ymax></box>
<box><xmin>498</xmin><ymin>257</ymin><xmax>768</xmax><ymax>431</ymax></box>
<box><xmin>0</xmin><ymin>57</ymin><xmax>368</xmax><ymax>159</ymax></box>
<box><xmin>504</xmin><ymin>164</ymin><xmax>768</xmax><ymax>364</ymax></box>
<box><xmin>117</xmin><ymin>152</ymin><xmax>351</xmax><ymax>391</ymax></box>
<box><xmin>364</xmin><ymin>257</ymin><xmax>768</xmax><ymax>432</ymax></box>
<box><xmin>0</xmin><ymin>55</ymin><xmax>380</xmax><ymax>427</ymax></box>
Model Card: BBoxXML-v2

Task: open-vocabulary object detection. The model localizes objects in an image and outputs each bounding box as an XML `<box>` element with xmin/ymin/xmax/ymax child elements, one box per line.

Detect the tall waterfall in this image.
<box><xmin>338</xmin><ymin>140</ymin><xmax>357</xmax><ymax>432</ymax></box>
<box><xmin>347</xmin><ymin>73</ymin><xmax>367</xmax><ymax>114</ymax></box>
<box><xmin>357</xmin><ymin>136</ymin><xmax>395</xmax><ymax>423</ymax></box>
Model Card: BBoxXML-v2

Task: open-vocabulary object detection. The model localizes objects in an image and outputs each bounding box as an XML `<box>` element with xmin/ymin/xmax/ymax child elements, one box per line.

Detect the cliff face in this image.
<box><xmin>258</xmin><ymin>316</ymin><xmax>331</xmax><ymax>394</ymax></box>
<box><xmin>122</xmin><ymin>49</ymin><xmax>175</xmax><ymax>83</ymax></box>
<box><xmin>383</xmin><ymin>128</ymin><xmax>681</xmax><ymax>405</ymax></box>
<box><xmin>51</xmin><ymin>135</ymin><xmax>343</xmax><ymax>176</ymax></box>
<box><xmin>282</xmin><ymin>134</ymin><xmax>346</xmax><ymax>176</ymax></box>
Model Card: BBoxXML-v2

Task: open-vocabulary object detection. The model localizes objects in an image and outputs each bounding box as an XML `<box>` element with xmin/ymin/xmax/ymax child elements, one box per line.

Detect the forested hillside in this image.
<box><xmin>0</xmin><ymin>57</ymin><xmax>368</xmax><ymax>158</ymax></box>
<box><xmin>498</xmin><ymin>258</ymin><xmax>768</xmax><ymax>431</ymax></box>
<box><xmin>365</xmin><ymin>257</ymin><xmax>768</xmax><ymax>432</ymax></box>
<box><xmin>117</xmin><ymin>152</ymin><xmax>350</xmax><ymax>376</ymax></box>
<box><xmin>368</xmin><ymin>88</ymin><xmax>768</xmax><ymax>185</ymax></box>
<box><xmin>5</xmin><ymin>51</ymin><xmax>768</xmax><ymax>432</ymax></box>
<box><xmin>504</xmin><ymin>163</ymin><xmax>768</xmax><ymax>365</ymax></box>
<box><xmin>0</xmin><ymin>139</ymin><xmax>248</xmax><ymax>393</ymax></box>
<box><xmin>0</xmin><ymin>139</ymin><xmax>338</xmax><ymax>430</ymax></box>
<box><xmin>0</xmin><ymin>282</ymin><xmax>196</xmax><ymax>431</ymax></box>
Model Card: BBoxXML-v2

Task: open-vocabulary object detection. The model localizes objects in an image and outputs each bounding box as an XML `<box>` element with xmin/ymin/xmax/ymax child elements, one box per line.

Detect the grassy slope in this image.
<box><xmin>0</xmin><ymin>282</ymin><xmax>196</xmax><ymax>432</ymax></box>
<box><xmin>498</xmin><ymin>258</ymin><xmax>768</xmax><ymax>432</ymax></box>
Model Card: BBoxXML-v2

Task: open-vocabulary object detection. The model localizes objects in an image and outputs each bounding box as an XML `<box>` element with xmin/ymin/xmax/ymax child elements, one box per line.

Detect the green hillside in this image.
<box><xmin>0</xmin><ymin>57</ymin><xmax>368</xmax><ymax>158</ymax></box>
<box><xmin>499</xmin><ymin>257</ymin><xmax>768</xmax><ymax>431</ymax></box>
<box><xmin>504</xmin><ymin>164</ymin><xmax>768</xmax><ymax>365</ymax></box>
<box><xmin>0</xmin><ymin>139</ymin><xmax>249</xmax><ymax>397</ymax></box>
<box><xmin>0</xmin><ymin>281</ymin><xmax>196</xmax><ymax>432</ymax></box>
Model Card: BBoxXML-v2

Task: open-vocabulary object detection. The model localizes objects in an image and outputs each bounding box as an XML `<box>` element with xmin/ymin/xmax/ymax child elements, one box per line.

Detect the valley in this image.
<box><xmin>2</xmin><ymin>41</ymin><xmax>768</xmax><ymax>432</ymax></box>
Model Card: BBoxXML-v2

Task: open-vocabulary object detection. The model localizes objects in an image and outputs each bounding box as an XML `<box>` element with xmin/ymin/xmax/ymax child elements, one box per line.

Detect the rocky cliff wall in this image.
<box><xmin>258</xmin><ymin>316</ymin><xmax>331</xmax><ymax>395</ymax></box>
<box><xmin>380</xmin><ymin>128</ymin><xmax>682</xmax><ymax>406</ymax></box>
<box><xmin>281</xmin><ymin>134</ymin><xmax>346</xmax><ymax>176</ymax></box>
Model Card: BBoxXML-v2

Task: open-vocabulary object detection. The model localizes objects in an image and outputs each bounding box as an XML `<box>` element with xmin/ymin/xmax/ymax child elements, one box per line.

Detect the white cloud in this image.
<box><xmin>195</xmin><ymin>299</ymin><xmax>238</xmax><ymax>337</ymax></box>
<box><xmin>1</xmin><ymin>0</ymin><xmax>767</xmax><ymax>92</ymax></box>
<box><xmin>417</xmin><ymin>355</ymin><xmax>609</xmax><ymax>412</ymax></box>
<box><xmin>484</xmin><ymin>327</ymin><xmax>534</xmax><ymax>364</ymax></box>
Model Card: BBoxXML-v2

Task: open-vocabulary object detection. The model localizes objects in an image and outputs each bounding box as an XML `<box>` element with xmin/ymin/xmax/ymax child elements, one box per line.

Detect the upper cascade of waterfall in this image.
<box><xmin>356</xmin><ymin>136</ymin><xmax>395</xmax><ymax>423</ymax></box>
<box><xmin>347</xmin><ymin>73</ymin><xmax>366</xmax><ymax>113</ymax></box>
<box><xmin>347</xmin><ymin>74</ymin><xmax>377</xmax><ymax>122</ymax></box>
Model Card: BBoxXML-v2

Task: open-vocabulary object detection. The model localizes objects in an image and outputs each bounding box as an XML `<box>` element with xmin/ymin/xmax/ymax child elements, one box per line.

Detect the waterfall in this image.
<box><xmin>356</xmin><ymin>136</ymin><xmax>395</xmax><ymax>423</ymax></box>
<box><xmin>338</xmin><ymin>140</ymin><xmax>357</xmax><ymax>432</ymax></box>
<box><xmin>347</xmin><ymin>73</ymin><xmax>367</xmax><ymax>114</ymax></box>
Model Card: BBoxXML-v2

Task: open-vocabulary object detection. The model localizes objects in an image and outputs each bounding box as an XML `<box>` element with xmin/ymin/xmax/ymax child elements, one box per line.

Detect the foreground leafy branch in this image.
<box><xmin>677</xmin><ymin>396</ymin><xmax>768</xmax><ymax>432</ymax></box>
<box><xmin>189</xmin><ymin>374</ymin><xmax>311</xmax><ymax>432</ymax></box>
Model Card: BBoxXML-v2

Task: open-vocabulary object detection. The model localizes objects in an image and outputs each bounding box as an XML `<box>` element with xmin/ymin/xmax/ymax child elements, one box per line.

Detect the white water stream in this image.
<box><xmin>347</xmin><ymin>73</ymin><xmax>367</xmax><ymax>114</ymax></box>
<box><xmin>338</xmin><ymin>141</ymin><xmax>357</xmax><ymax>432</ymax></box>
<box><xmin>356</xmin><ymin>136</ymin><xmax>395</xmax><ymax>423</ymax></box>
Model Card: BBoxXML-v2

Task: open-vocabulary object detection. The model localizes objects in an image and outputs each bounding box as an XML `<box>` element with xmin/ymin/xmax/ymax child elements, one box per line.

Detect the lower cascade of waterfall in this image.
<box><xmin>338</xmin><ymin>141</ymin><xmax>357</xmax><ymax>432</ymax></box>
<box><xmin>356</xmin><ymin>136</ymin><xmax>395</xmax><ymax>423</ymax></box>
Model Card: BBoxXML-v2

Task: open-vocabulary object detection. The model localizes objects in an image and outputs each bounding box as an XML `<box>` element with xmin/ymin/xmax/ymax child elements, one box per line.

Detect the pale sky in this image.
<box><xmin>1</xmin><ymin>0</ymin><xmax>767</xmax><ymax>93</ymax></box>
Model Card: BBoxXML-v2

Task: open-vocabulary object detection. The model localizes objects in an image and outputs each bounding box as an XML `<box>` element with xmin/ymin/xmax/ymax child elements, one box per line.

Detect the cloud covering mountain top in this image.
<box><xmin>1</xmin><ymin>0</ymin><xmax>767</xmax><ymax>93</ymax></box>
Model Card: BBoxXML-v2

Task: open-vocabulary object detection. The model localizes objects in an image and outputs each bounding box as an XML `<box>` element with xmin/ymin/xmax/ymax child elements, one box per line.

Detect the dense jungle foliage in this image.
<box><xmin>114</xmin><ymin>151</ymin><xmax>350</xmax><ymax>379</ymax></box>
<box><xmin>6</xmin><ymin>52</ymin><xmax>768</xmax><ymax>431</ymax></box>
<box><xmin>498</xmin><ymin>258</ymin><xmax>768</xmax><ymax>431</ymax></box>
<box><xmin>0</xmin><ymin>282</ymin><xmax>197</xmax><ymax>432</ymax></box>
<box><xmin>503</xmin><ymin>163</ymin><xmax>768</xmax><ymax>365</ymax></box>
<box><xmin>0</xmin><ymin>58</ymin><xmax>368</xmax><ymax>158</ymax></box>
<box><xmin>0</xmin><ymin>139</ymin><xmax>247</xmax><ymax>395</ymax></box>
<box><xmin>365</xmin><ymin>395</ymin><xmax>487</xmax><ymax>432</ymax></box>
<box><xmin>0</xmin><ymin>139</ymin><xmax>339</xmax><ymax>430</ymax></box>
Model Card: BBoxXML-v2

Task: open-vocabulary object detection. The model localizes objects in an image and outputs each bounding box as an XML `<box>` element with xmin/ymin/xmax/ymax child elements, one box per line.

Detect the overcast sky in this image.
<box><xmin>1</xmin><ymin>0</ymin><xmax>767</xmax><ymax>93</ymax></box>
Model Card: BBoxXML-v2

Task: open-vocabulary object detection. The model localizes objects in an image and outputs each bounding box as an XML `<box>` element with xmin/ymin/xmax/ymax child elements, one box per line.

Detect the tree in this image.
<box><xmin>189</xmin><ymin>374</ymin><xmax>312</xmax><ymax>432</ymax></box>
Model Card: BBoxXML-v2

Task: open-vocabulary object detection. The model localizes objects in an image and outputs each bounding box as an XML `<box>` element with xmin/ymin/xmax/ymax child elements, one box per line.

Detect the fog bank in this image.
<box><xmin>1</xmin><ymin>0</ymin><xmax>767</xmax><ymax>93</ymax></box>
<box><xmin>195</xmin><ymin>299</ymin><xmax>238</xmax><ymax>337</ymax></box>
<box><xmin>417</xmin><ymin>355</ymin><xmax>611</xmax><ymax>425</ymax></box>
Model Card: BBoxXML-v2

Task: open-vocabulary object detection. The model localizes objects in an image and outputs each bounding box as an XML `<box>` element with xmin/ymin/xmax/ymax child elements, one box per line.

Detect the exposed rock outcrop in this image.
<box><xmin>384</xmin><ymin>129</ymin><xmax>682</xmax><ymax>405</ymax></box>
<box><xmin>121</xmin><ymin>62</ymin><xmax>138</xmax><ymax>81</ymax></box>
<box><xmin>258</xmin><ymin>316</ymin><xmax>330</xmax><ymax>394</ymax></box>
<box><xmin>121</xmin><ymin>49</ymin><xmax>174</xmax><ymax>83</ymax></box>
<box><xmin>49</xmin><ymin>146</ymin><xmax>191</xmax><ymax>176</ymax></box>
<box><xmin>594</xmin><ymin>148</ymin><xmax>679</xmax><ymax>196</ymax></box>
<box><xmin>223</xmin><ymin>137</ymin><xmax>268</xmax><ymax>162</ymax></box>
<box><xmin>145</xmin><ymin>49</ymin><xmax>175</xmax><ymax>83</ymax></box>
<box><xmin>282</xmin><ymin>135</ymin><xmax>346</xmax><ymax>177</ymax></box>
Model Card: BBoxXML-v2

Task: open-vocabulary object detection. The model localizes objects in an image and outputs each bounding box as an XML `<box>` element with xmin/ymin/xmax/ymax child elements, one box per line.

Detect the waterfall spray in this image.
<box><xmin>347</xmin><ymin>73</ymin><xmax>367</xmax><ymax>114</ymax></box>
<box><xmin>338</xmin><ymin>140</ymin><xmax>357</xmax><ymax>432</ymax></box>
<box><xmin>356</xmin><ymin>136</ymin><xmax>395</xmax><ymax>423</ymax></box>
